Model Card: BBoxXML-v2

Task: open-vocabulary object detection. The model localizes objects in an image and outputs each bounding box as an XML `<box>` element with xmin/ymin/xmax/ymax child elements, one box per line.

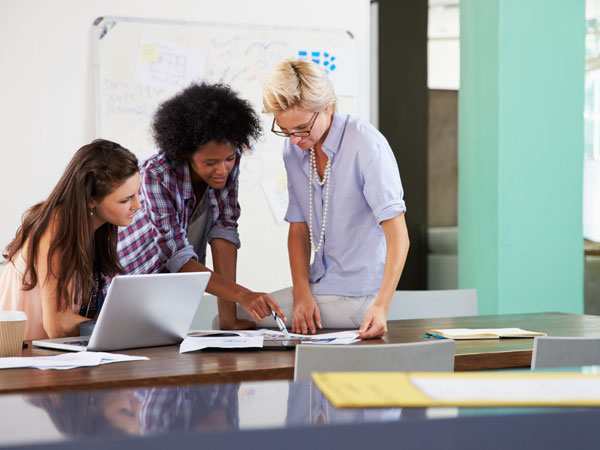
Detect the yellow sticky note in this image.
<box><xmin>140</xmin><ymin>44</ymin><xmax>159</xmax><ymax>62</ymax></box>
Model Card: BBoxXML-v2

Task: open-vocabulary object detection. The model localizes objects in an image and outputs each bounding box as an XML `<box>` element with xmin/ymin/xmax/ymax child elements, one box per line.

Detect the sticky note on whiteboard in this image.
<box><xmin>140</xmin><ymin>44</ymin><xmax>159</xmax><ymax>62</ymax></box>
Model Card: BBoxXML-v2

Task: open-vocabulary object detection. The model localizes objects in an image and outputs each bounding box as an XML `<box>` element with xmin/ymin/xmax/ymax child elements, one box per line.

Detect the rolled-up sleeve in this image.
<box><xmin>361</xmin><ymin>133</ymin><xmax>407</xmax><ymax>224</ymax></box>
<box><xmin>207</xmin><ymin>226</ymin><xmax>241</xmax><ymax>248</ymax></box>
<box><xmin>142</xmin><ymin>168</ymin><xmax>198</xmax><ymax>273</ymax></box>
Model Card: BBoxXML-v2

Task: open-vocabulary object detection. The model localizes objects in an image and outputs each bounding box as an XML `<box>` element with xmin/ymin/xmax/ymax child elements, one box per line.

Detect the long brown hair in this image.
<box><xmin>3</xmin><ymin>139</ymin><xmax>139</xmax><ymax>311</ymax></box>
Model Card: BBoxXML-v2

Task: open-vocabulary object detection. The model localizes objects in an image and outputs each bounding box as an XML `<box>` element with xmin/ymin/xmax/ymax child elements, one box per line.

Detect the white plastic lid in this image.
<box><xmin>0</xmin><ymin>311</ymin><xmax>27</xmax><ymax>321</ymax></box>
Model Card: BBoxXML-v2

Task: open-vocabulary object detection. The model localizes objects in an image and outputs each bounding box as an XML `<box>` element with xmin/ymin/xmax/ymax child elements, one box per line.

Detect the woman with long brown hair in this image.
<box><xmin>0</xmin><ymin>139</ymin><xmax>141</xmax><ymax>340</ymax></box>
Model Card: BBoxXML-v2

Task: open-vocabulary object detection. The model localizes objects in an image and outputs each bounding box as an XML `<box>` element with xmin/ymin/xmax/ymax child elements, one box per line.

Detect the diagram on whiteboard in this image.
<box><xmin>134</xmin><ymin>37</ymin><xmax>207</xmax><ymax>91</ymax></box>
<box><xmin>296</xmin><ymin>48</ymin><xmax>357</xmax><ymax>96</ymax></box>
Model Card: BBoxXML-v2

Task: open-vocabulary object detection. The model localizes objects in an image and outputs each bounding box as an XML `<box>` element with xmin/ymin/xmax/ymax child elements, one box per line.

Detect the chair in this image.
<box><xmin>387</xmin><ymin>289</ymin><xmax>478</xmax><ymax>320</ymax></box>
<box><xmin>531</xmin><ymin>336</ymin><xmax>600</xmax><ymax>370</ymax></box>
<box><xmin>189</xmin><ymin>294</ymin><xmax>219</xmax><ymax>331</ymax></box>
<box><xmin>293</xmin><ymin>340</ymin><xmax>455</xmax><ymax>381</ymax></box>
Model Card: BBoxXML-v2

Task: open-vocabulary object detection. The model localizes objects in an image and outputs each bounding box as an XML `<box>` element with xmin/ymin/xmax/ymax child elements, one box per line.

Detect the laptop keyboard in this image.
<box><xmin>66</xmin><ymin>340</ymin><xmax>90</xmax><ymax>347</ymax></box>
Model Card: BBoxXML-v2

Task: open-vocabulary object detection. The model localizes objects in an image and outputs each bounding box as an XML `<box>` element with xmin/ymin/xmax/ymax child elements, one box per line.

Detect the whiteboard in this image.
<box><xmin>93</xmin><ymin>16</ymin><xmax>360</xmax><ymax>292</ymax></box>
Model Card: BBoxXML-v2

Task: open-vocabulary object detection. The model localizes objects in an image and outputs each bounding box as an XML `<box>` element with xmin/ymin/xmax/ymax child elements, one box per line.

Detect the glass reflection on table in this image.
<box><xmin>285</xmin><ymin>382</ymin><xmax>402</xmax><ymax>426</ymax></box>
<box><xmin>23</xmin><ymin>383</ymin><xmax>239</xmax><ymax>438</ymax></box>
<box><xmin>11</xmin><ymin>380</ymin><xmax>407</xmax><ymax>443</ymax></box>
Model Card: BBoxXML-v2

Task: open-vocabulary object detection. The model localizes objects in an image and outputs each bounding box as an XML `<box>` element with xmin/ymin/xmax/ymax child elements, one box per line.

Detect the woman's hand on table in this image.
<box><xmin>358</xmin><ymin>304</ymin><xmax>388</xmax><ymax>339</ymax></box>
<box><xmin>292</xmin><ymin>293</ymin><xmax>322</xmax><ymax>335</ymax></box>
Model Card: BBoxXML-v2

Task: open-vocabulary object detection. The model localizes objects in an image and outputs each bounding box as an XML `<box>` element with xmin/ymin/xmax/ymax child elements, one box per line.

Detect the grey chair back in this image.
<box><xmin>388</xmin><ymin>289</ymin><xmax>478</xmax><ymax>320</ymax></box>
<box><xmin>531</xmin><ymin>336</ymin><xmax>600</xmax><ymax>369</ymax></box>
<box><xmin>294</xmin><ymin>340</ymin><xmax>455</xmax><ymax>381</ymax></box>
<box><xmin>189</xmin><ymin>294</ymin><xmax>218</xmax><ymax>330</ymax></box>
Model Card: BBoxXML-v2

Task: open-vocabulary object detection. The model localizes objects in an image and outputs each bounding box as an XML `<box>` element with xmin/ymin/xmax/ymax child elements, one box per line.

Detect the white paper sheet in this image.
<box><xmin>0</xmin><ymin>352</ymin><xmax>148</xmax><ymax>371</ymax></box>
<box><xmin>180</xmin><ymin>336</ymin><xmax>264</xmax><ymax>353</ymax></box>
<box><xmin>294</xmin><ymin>330</ymin><xmax>361</xmax><ymax>345</ymax></box>
<box><xmin>410</xmin><ymin>376</ymin><xmax>600</xmax><ymax>402</ymax></box>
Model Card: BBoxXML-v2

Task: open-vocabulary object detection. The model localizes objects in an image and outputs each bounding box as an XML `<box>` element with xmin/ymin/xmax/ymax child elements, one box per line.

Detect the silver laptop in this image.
<box><xmin>32</xmin><ymin>272</ymin><xmax>210</xmax><ymax>352</ymax></box>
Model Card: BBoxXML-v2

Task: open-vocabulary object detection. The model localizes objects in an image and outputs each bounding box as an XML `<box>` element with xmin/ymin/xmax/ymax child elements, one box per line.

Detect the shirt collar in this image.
<box><xmin>299</xmin><ymin>111</ymin><xmax>347</xmax><ymax>162</ymax></box>
<box><xmin>321</xmin><ymin>111</ymin><xmax>346</xmax><ymax>157</ymax></box>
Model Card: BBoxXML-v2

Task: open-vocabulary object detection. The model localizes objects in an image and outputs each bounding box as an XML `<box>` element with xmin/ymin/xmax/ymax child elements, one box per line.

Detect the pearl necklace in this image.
<box><xmin>308</xmin><ymin>148</ymin><xmax>331</xmax><ymax>253</ymax></box>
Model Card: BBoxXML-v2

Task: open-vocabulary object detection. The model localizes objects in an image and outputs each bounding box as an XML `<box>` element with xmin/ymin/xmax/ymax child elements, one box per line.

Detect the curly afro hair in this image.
<box><xmin>152</xmin><ymin>83</ymin><xmax>262</xmax><ymax>163</ymax></box>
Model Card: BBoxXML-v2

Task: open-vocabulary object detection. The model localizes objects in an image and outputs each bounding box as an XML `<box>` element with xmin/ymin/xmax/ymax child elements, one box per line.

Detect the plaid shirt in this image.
<box><xmin>136</xmin><ymin>384</ymin><xmax>239</xmax><ymax>434</ymax></box>
<box><xmin>117</xmin><ymin>152</ymin><xmax>241</xmax><ymax>275</ymax></box>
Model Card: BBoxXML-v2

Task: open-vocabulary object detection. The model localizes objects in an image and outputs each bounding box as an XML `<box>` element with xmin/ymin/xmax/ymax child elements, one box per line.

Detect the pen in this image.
<box><xmin>271</xmin><ymin>308</ymin><xmax>291</xmax><ymax>340</ymax></box>
<box><xmin>424</xmin><ymin>333</ymin><xmax>447</xmax><ymax>339</ymax></box>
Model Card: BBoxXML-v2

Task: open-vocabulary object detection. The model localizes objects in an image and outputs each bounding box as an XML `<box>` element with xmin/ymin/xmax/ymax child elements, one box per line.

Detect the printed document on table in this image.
<box><xmin>180</xmin><ymin>336</ymin><xmax>264</xmax><ymax>353</ymax></box>
<box><xmin>0</xmin><ymin>352</ymin><xmax>148</xmax><ymax>371</ymax></box>
<box><xmin>292</xmin><ymin>330</ymin><xmax>361</xmax><ymax>344</ymax></box>
<box><xmin>185</xmin><ymin>329</ymin><xmax>361</xmax><ymax>346</ymax></box>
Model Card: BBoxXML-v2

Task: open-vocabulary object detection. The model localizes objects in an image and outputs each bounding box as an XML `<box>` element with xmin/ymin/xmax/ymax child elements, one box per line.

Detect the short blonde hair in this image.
<box><xmin>262</xmin><ymin>59</ymin><xmax>337</xmax><ymax>114</ymax></box>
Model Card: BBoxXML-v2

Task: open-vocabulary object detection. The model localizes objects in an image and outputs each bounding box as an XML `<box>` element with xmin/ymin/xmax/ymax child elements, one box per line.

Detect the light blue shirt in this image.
<box><xmin>283</xmin><ymin>112</ymin><xmax>406</xmax><ymax>296</ymax></box>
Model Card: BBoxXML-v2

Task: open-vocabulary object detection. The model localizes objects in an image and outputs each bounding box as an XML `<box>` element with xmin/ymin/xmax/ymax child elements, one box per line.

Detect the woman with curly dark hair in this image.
<box><xmin>0</xmin><ymin>140</ymin><xmax>141</xmax><ymax>339</ymax></box>
<box><xmin>118</xmin><ymin>83</ymin><xmax>284</xmax><ymax>328</ymax></box>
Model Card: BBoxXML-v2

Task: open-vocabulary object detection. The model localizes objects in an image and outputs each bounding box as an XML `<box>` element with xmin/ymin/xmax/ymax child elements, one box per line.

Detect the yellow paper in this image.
<box><xmin>140</xmin><ymin>44</ymin><xmax>159</xmax><ymax>62</ymax></box>
<box><xmin>312</xmin><ymin>372</ymin><xmax>433</xmax><ymax>408</ymax></box>
<box><xmin>312</xmin><ymin>371</ymin><xmax>600</xmax><ymax>408</ymax></box>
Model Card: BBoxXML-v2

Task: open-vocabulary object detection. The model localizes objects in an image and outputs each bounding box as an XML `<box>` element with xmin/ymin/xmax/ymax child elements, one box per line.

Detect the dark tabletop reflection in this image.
<box><xmin>285</xmin><ymin>381</ymin><xmax>403</xmax><ymax>426</ymax></box>
<box><xmin>19</xmin><ymin>381</ymin><xmax>426</xmax><ymax>442</ymax></box>
<box><xmin>26</xmin><ymin>384</ymin><xmax>240</xmax><ymax>437</ymax></box>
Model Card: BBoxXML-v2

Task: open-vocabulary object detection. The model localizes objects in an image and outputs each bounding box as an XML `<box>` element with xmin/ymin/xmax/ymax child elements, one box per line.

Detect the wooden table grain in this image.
<box><xmin>2</xmin><ymin>312</ymin><xmax>599</xmax><ymax>394</ymax></box>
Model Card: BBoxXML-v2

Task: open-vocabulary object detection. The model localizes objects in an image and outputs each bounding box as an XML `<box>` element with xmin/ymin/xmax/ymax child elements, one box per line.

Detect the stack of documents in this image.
<box><xmin>312</xmin><ymin>370</ymin><xmax>600</xmax><ymax>408</ymax></box>
<box><xmin>425</xmin><ymin>328</ymin><xmax>547</xmax><ymax>340</ymax></box>
<box><xmin>0</xmin><ymin>352</ymin><xmax>148</xmax><ymax>370</ymax></box>
<box><xmin>180</xmin><ymin>329</ymin><xmax>361</xmax><ymax>353</ymax></box>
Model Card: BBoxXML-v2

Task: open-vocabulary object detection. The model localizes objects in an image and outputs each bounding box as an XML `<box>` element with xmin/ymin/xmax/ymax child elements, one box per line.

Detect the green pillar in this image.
<box><xmin>458</xmin><ymin>0</ymin><xmax>585</xmax><ymax>314</ymax></box>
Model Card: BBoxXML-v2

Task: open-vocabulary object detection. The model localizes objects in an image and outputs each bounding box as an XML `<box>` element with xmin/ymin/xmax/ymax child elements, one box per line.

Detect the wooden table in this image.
<box><xmin>2</xmin><ymin>312</ymin><xmax>599</xmax><ymax>394</ymax></box>
<box><xmin>585</xmin><ymin>239</ymin><xmax>600</xmax><ymax>256</ymax></box>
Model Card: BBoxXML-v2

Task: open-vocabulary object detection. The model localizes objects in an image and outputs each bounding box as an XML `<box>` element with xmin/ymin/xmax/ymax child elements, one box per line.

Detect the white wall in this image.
<box><xmin>0</xmin><ymin>0</ymin><xmax>370</xmax><ymax>291</ymax></box>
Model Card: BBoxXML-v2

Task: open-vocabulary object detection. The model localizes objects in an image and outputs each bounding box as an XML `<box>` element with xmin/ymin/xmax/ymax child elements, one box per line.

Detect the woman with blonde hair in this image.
<box><xmin>0</xmin><ymin>139</ymin><xmax>141</xmax><ymax>340</ymax></box>
<box><xmin>257</xmin><ymin>59</ymin><xmax>409</xmax><ymax>339</ymax></box>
